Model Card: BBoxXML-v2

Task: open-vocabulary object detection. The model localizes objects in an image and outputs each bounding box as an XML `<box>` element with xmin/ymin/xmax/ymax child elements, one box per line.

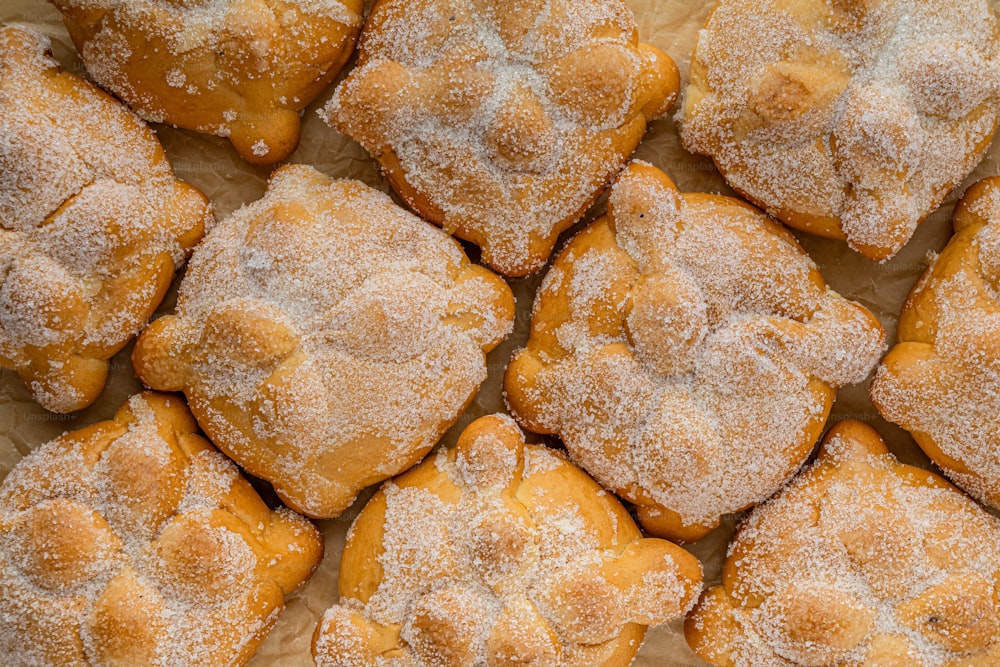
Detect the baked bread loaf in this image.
<box><xmin>871</xmin><ymin>176</ymin><xmax>1000</xmax><ymax>510</ymax></box>
<box><xmin>133</xmin><ymin>164</ymin><xmax>515</xmax><ymax>518</ymax></box>
<box><xmin>0</xmin><ymin>25</ymin><xmax>210</xmax><ymax>413</ymax></box>
<box><xmin>505</xmin><ymin>161</ymin><xmax>886</xmax><ymax>542</ymax></box>
<box><xmin>312</xmin><ymin>414</ymin><xmax>703</xmax><ymax>667</ymax></box>
<box><xmin>685</xmin><ymin>420</ymin><xmax>1000</xmax><ymax>666</ymax></box>
<box><xmin>50</xmin><ymin>0</ymin><xmax>364</xmax><ymax>164</ymax></box>
<box><xmin>323</xmin><ymin>0</ymin><xmax>680</xmax><ymax>276</ymax></box>
<box><xmin>680</xmin><ymin>0</ymin><xmax>1000</xmax><ymax>260</ymax></box>
<box><xmin>0</xmin><ymin>392</ymin><xmax>323</xmax><ymax>666</ymax></box>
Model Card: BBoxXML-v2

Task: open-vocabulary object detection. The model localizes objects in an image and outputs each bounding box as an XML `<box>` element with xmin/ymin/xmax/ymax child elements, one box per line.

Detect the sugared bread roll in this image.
<box><xmin>50</xmin><ymin>0</ymin><xmax>364</xmax><ymax>163</ymax></box>
<box><xmin>312</xmin><ymin>414</ymin><xmax>703</xmax><ymax>667</ymax></box>
<box><xmin>681</xmin><ymin>0</ymin><xmax>1000</xmax><ymax>260</ymax></box>
<box><xmin>0</xmin><ymin>25</ymin><xmax>210</xmax><ymax>413</ymax></box>
<box><xmin>505</xmin><ymin>161</ymin><xmax>885</xmax><ymax>541</ymax></box>
<box><xmin>324</xmin><ymin>0</ymin><xmax>680</xmax><ymax>276</ymax></box>
<box><xmin>0</xmin><ymin>392</ymin><xmax>323</xmax><ymax>666</ymax></box>
<box><xmin>686</xmin><ymin>421</ymin><xmax>1000</xmax><ymax>666</ymax></box>
<box><xmin>133</xmin><ymin>164</ymin><xmax>515</xmax><ymax>518</ymax></box>
<box><xmin>871</xmin><ymin>176</ymin><xmax>1000</xmax><ymax>509</ymax></box>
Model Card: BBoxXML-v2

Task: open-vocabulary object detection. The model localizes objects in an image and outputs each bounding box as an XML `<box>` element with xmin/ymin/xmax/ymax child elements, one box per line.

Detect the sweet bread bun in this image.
<box><xmin>323</xmin><ymin>0</ymin><xmax>680</xmax><ymax>276</ymax></box>
<box><xmin>312</xmin><ymin>414</ymin><xmax>703</xmax><ymax>667</ymax></box>
<box><xmin>685</xmin><ymin>420</ymin><xmax>1000</xmax><ymax>666</ymax></box>
<box><xmin>0</xmin><ymin>25</ymin><xmax>211</xmax><ymax>413</ymax></box>
<box><xmin>51</xmin><ymin>0</ymin><xmax>364</xmax><ymax>164</ymax></box>
<box><xmin>680</xmin><ymin>0</ymin><xmax>1000</xmax><ymax>260</ymax></box>
<box><xmin>505</xmin><ymin>161</ymin><xmax>885</xmax><ymax>542</ymax></box>
<box><xmin>0</xmin><ymin>392</ymin><xmax>323</xmax><ymax>666</ymax></box>
<box><xmin>871</xmin><ymin>176</ymin><xmax>1000</xmax><ymax>510</ymax></box>
<box><xmin>133</xmin><ymin>164</ymin><xmax>515</xmax><ymax>519</ymax></box>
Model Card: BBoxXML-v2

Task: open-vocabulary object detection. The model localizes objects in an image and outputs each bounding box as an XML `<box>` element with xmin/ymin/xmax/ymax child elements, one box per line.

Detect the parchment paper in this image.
<box><xmin>2</xmin><ymin>1</ymin><xmax>999</xmax><ymax>665</ymax></box>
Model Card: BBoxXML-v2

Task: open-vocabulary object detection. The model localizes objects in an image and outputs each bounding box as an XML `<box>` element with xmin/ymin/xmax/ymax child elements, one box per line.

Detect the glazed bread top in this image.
<box><xmin>325</xmin><ymin>0</ymin><xmax>679</xmax><ymax>276</ymax></box>
<box><xmin>134</xmin><ymin>164</ymin><xmax>515</xmax><ymax>519</ymax></box>
<box><xmin>0</xmin><ymin>25</ymin><xmax>210</xmax><ymax>413</ymax></box>
<box><xmin>872</xmin><ymin>176</ymin><xmax>1000</xmax><ymax>509</ymax></box>
<box><xmin>681</xmin><ymin>0</ymin><xmax>1000</xmax><ymax>260</ymax></box>
<box><xmin>313</xmin><ymin>414</ymin><xmax>703</xmax><ymax>667</ymax></box>
<box><xmin>686</xmin><ymin>421</ymin><xmax>1000</xmax><ymax>666</ymax></box>
<box><xmin>505</xmin><ymin>161</ymin><xmax>885</xmax><ymax>542</ymax></box>
<box><xmin>0</xmin><ymin>392</ymin><xmax>323</xmax><ymax>667</ymax></box>
<box><xmin>52</xmin><ymin>0</ymin><xmax>364</xmax><ymax>163</ymax></box>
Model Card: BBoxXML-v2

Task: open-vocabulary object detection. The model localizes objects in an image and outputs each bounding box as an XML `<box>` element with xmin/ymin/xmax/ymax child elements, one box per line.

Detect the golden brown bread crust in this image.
<box><xmin>504</xmin><ymin>161</ymin><xmax>885</xmax><ymax>542</ymax></box>
<box><xmin>0</xmin><ymin>392</ymin><xmax>323</xmax><ymax>667</ymax></box>
<box><xmin>871</xmin><ymin>176</ymin><xmax>1000</xmax><ymax>509</ymax></box>
<box><xmin>0</xmin><ymin>25</ymin><xmax>211</xmax><ymax>413</ymax></box>
<box><xmin>323</xmin><ymin>0</ymin><xmax>680</xmax><ymax>276</ymax></box>
<box><xmin>685</xmin><ymin>420</ymin><xmax>1000</xmax><ymax>666</ymax></box>
<box><xmin>311</xmin><ymin>414</ymin><xmax>703</xmax><ymax>667</ymax></box>
<box><xmin>681</xmin><ymin>0</ymin><xmax>1000</xmax><ymax>260</ymax></box>
<box><xmin>133</xmin><ymin>164</ymin><xmax>515</xmax><ymax>519</ymax></box>
<box><xmin>51</xmin><ymin>0</ymin><xmax>364</xmax><ymax>164</ymax></box>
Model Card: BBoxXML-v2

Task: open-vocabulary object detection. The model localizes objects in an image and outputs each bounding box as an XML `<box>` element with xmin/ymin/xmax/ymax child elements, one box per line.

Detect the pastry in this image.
<box><xmin>680</xmin><ymin>0</ymin><xmax>1000</xmax><ymax>260</ymax></box>
<box><xmin>132</xmin><ymin>164</ymin><xmax>515</xmax><ymax>518</ymax></box>
<box><xmin>0</xmin><ymin>25</ymin><xmax>211</xmax><ymax>413</ymax></box>
<box><xmin>871</xmin><ymin>176</ymin><xmax>1000</xmax><ymax>509</ymax></box>
<box><xmin>323</xmin><ymin>0</ymin><xmax>680</xmax><ymax>276</ymax></box>
<box><xmin>50</xmin><ymin>0</ymin><xmax>364</xmax><ymax>164</ymax></box>
<box><xmin>504</xmin><ymin>161</ymin><xmax>886</xmax><ymax>542</ymax></box>
<box><xmin>685</xmin><ymin>420</ymin><xmax>1000</xmax><ymax>666</ymax></box>
<box><xmin>311</xmin><ymin>414</ymin><xmax>703</xmax><ymax>667</ymax></box>
<box><xmin>0</xmin><ymin>392</ymin><xmax>323</xmax><ymax>666</ymax></box>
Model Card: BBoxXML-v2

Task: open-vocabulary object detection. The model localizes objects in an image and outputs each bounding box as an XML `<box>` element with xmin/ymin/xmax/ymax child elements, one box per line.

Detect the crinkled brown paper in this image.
<box><xmin>2</xmin><ymin>1</ymin><xmax>999</xmax><ymax>665</ymax></box>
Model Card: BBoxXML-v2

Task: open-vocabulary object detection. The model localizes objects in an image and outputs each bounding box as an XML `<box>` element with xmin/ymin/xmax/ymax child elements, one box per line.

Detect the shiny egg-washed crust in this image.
<box><xmin>0</xmin><ymin>392</ymin><xmax>323</xmax><ymax>667</ymax></box>
<box><xmin>505</xmin><ymin>161</ymin><xmax>885</xmax><ymax>542</ymax></box>
<box><xmin>871</xmin><ymin>177</ymin><xmax>1000</xmax><ymax>509</ymax></box>
<box><xmin>133</xmin><ymin>164</ymin><xmax>515</xmax><ymax>519</ymax></box>
<box><xmin>681</xmin><ymin>0</ymin><xmax>1000</xmax><ymax>260</ymax></box>
<box><xmin>324</xmin><ymin>0</ymin><xmax>680</xmax><ymax>277</ymax></box>
<box><xmin>312</xmin><ymin>414</ymin><xmax>703</xmax><ymax>667</ymax></box>
<box><xmin>0</xmin><ymin>25</ymin><xmax>210</xmax><ymax>414</ymax></box>
<box><xmin>51</xmin><ymin>0</ymin><xmax>364</xmax><ymax>164</ymax></box>
<box><xmin>685</xmin><ymin>421</ymin><xmax>1000</xmax><ymax>666</ymax></box>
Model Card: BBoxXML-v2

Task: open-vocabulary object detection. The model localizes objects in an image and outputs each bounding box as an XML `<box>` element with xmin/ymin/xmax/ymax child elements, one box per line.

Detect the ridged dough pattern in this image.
<box><xmin>0</xmin><ymin>392</ymin><xmax>323</xmax><ymax>667</ymax></box>
<box><xmin>133</xmin><ymin>164</ymin><xmax>515</xmax><ymax>518</ymax></box>
<box><xmin>324</xmin><ymin>0</ymin><xmax>680</xmax><ymax>276</ymax></box>
<box><xmin>0</xmin><ymin>25</ymin><xmax>211</xmax><ymax>413</ymax></box>
<box><xmin>685</xmin><ymin>421</ymin><xmax>1000</xmax><ymax>667</ymax></box>
<box><xmin>505</xmin><ymin>161</ymin><xmax>885</xmax><ymax>541</ymax></box>
<box><xmin>871</xmin><ymin>176</ymin><xmax>1000</xmax><ymax>509</ymax></box>
<box><xmin>312</xmin><ymin>414</ymin><xmax>703</xmax><ymax>667</ymax></box>
<box><xmin>51</xmin><ymin>0</ymin><xmax>364</xmax><ymax>163</ymax></box>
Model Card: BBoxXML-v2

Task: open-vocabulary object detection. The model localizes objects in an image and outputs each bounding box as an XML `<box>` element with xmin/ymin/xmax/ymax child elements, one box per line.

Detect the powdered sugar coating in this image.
<box><xmin>133</xmin><ymin>164</ymin><xmax>515</xmax><ymax>519</ymax></box>
<box><xmin>0</xmin><ymin>392</ymin><xmax>323</xmax><ymax>667</ymax></box>
<box><xmin>871</xmin><ymin>176</ymin><xmax>1000</xmax><ymax>510</ymax></box>
<box><xmin>323</xmin><ymin>0</ymin><xmax>680</xmax><ymax>276</ymax></box>
<box><xmin>505</xmin><ymin>161</ymin><xmax>886</xmax><ymax>542</ymax></box>
<box><xmin>51</xmin><ymin>0</ymin><xmax>364</xmax><ymax>163</ymax></box>
<box><xmin>685</xmin><ymin>420</ymin><xmax>1000</xmax><ymax>667</ymax></box>
<box><xmin>312</xmin><ymin>414</ymin><xmax>703</xmax><ymax>667</ymax></box>
<box><xmin>680</xmin><ymin>0</ymin><xmax>1000</xmax><ymax>260</ymax></box>
<box><xmin>0</xmin><ymin>25</ymin><xmax>211</xmax><ymax>413</ymax></box>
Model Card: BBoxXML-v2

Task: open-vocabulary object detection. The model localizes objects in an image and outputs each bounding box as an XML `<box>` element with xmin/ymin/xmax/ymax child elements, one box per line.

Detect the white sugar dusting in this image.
<box><xmin>680</xmin><ymin>0</ymin><xmax>1000</xmax><ymax>259</ymax></box>
<box><xmin>508</xmin><ymin>164</ymin><xmax>886</xmax><ymax>534</ymax></box>
<box><xmin>325</xmin><ymin>0</ymin><xmax>676</xmax><ymax>274</ymax></box>
<box><xmin>0</xmin><ymin>394</ymin><xmax>319</xmax><ymax>666</ymax></box>
<box><xmin>135</xmin><ymin>165</ymin><xmax>513</xmax><ymax>517</ymax></box>
<box><xmin>314</xmin><ymin>418</ymin><xmax>701</xmax><ymax>666</ymax></box>
<box><xmin>0</xmin><ymin>25</ymin><xmax>209</xmax><ymax>412</ymax></box>
<box><xmin>872</xmin><ymin>182</ymin><xmax>1000</xmax><ymax>509</ymax></box>
<box><xmin>691</xmin><ymin>429</ymin><xmax>1000</xmax><ymax>666</ymax></box>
